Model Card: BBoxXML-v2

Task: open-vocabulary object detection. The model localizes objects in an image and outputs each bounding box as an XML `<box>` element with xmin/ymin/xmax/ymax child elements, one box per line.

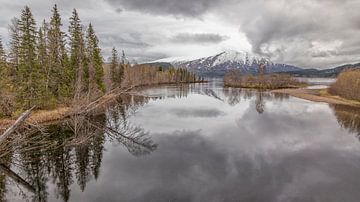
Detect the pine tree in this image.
<box><xmin>47</xmin><ymin>4</ymin><xmax>69</xmax><ymax>99</ymax></box>
<box><xmin>17</xmin><ymin>6</ymin><xmax>45</xmax><ymax>109</ymax></box>
<box><xmin>86</xmin><ymin>23</ymin><xmax>105</xmax><ymax>96</ymax></box>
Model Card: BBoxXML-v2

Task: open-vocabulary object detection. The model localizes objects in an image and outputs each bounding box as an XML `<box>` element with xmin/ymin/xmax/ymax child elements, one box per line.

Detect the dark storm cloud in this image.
<box><xmin>228</xmin><ymin>0</ymin><xmax>360</xmax><ymax>67</ymax></box>
<box><xmin>105</xmin><ymin>0</ymin><xmax>360</xmax><ymax>68</ymax></box>
<box><xmin>170</xmin><ymin>33</ymin><xmax>229</xmax><ymax>44</ymax></box>
<box><xmin>105</xmin><ymin>0</ymin><xmax>221</xmax><ymax>17</ymax></box>
<box><xmin>100</xmin><ymin>34</ymin><xmax>150</xmax><ymax>48</ymax></box>
<box><xmin>1</xmin><ymin>0</ymin><xmax>360</xmax><ymax>67</ymax></box>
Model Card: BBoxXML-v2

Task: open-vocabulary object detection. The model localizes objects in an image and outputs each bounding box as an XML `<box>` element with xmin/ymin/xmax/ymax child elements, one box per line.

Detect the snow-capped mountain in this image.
<box><xmin>159</xmin><ymin>50</ymin><xmax>302</xmax><ymax>77</ymax></box>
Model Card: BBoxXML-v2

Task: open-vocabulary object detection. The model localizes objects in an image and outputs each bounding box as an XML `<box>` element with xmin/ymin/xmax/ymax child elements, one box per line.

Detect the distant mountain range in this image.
<box><xmin>164</xmin><ymin>50</ymin><xmax>301</xmax><ymax>77</ymax></box>
<box><xmin>146</xmin><ymin>50</ymin><xmax>360</xmax><ymax>77</ymax></box>
<box><xmin>285</xmin><ymin>63</ymin><xmax>360</xmax><ymax>77</ymax></box>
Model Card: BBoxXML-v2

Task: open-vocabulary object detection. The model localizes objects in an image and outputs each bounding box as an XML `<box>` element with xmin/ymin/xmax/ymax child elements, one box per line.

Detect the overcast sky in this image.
<box><xmin>0</xmin><ymin>0</ymin><xmax>359</xmax><ymax>68</ymax></box>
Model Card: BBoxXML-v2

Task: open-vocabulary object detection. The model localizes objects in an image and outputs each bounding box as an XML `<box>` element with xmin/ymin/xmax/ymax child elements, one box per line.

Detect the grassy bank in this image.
<box><xmin>272</xmin><ymin>88</ymin><xmax>360</xmax><ymax>107</ymax></box>
<box><xmin>0</xmin><ymin>80</ymin><xmax>207</xmax><ymax>130</ymax></box>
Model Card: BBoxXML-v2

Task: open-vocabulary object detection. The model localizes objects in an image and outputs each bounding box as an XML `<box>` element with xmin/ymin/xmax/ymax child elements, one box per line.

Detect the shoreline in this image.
<box><xmin>0</xmin><ymin>81</ymin><xmax>206</xmax><ymax>130</ymax></box>
<box><xmin>224</xmin><ymin>84</ymin><xmax>305</xmax><ymax>90</ymax></box>
<box><xmin>271</xmin><ymin>88</ymin><xmax>360</xmax><ymax>107</ymax></box>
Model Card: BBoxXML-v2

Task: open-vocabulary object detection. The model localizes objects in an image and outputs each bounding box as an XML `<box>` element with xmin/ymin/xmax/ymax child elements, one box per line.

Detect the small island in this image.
<box><xmin>224</xmin><ymin>62</ymin><xmax>305</xmax><ymax>89</ymax></box>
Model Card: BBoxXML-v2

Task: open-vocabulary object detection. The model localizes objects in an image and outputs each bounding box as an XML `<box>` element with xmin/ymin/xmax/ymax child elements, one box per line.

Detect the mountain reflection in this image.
<box><xmin>223</xmin><ymin>87</ymin><xmax>289</xmax><ymax>114</ymax></box>
<box><xmin>0</xmin><ymin>94</ymin><xmax>157</xmax><ymax>202</ymax></box>
<box><xmin>140</xmin><ymin>84</ymin><xmax>290</xmax><ymax>115</ymax></box>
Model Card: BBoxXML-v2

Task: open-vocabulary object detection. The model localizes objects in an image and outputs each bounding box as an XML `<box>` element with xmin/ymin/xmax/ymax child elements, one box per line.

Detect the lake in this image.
<box><xmin>1</xmin><ymin>79</ymin><xmax>360</xmax><ymax>202</ymax></box>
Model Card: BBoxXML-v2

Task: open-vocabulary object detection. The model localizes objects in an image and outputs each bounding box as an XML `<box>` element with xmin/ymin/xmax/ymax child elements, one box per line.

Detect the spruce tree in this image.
<box><xmin>17</xmin><ymin>6</ymin><xmax>45</xmax><ymax>109</ymax></box>
<box><xmin>118</xmin><ymin>50</ymin><xmax>125</xmax><ymax>86</ymax></box>
<box><xmin>0</xmin><ymin>36</ymin><xmax>8</xmax><ymax>90</ymax></box>
<box><xmin>110</xmin><ymin>47</ymin><xmax>119</xmax><ymax>87</ymax></box>
<box><xmin>69</xmin><ymin>9</ymin><xmax>87</xmax><ymax>99</ymax></box>
<box><xmin>37</xmin><ymin>21</ymin><xmax>48</xmax><ymax>69</ymax></box>
<box><xmin>48</xmin><ymin>4</ymin><xmax>69</xmax><ymax>99</ymax></box>
<box><xmin>1</xmin><ymin>34</ymin><xmax>15</xmax><ymax>117</ymax></box>
<box><xmin>0</xmin><ymin>37</ymin><xmax>6</xmax><ymax>68</ymax></box>
<box><xmin>86</xmin><ymin>23</ymin><xmax>105</xmax><ymax>96</ymax></box>
<box><xmin>8</xmin><ymin>17</ymin><xmax>20</xmax><ymax>77</ymax></box>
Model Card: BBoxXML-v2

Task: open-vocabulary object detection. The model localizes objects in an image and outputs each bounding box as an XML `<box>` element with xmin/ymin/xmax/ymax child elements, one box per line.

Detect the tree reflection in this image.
<box><xmin>223</xmin><ymin>87</ymin><xmax>289</xmax><ymax>114</ymax></box>
<box><xmin>0</xmin><ymin>94</ymin><xmax>157</xmax><ymax>201</ymax></box>
<box><xmin>106</xmin><ymin>96</ymin><xmax>157</xmax><ymax>156</ymax></box>
<box><xmin>255</xmin><ymin>91</ymin><xmax>265</xmax><ymax>114</ymax></box>
<box><xmin>331</xmin><ymin>104</ymin><xmax>360</xmax><ymax>139</ymax></box>
<box><xmin>0</xmin><ymin>154</ymin><xmax>11</xmax><ymax>201</ymax></box>
<box><xmin>45</xmin><ymin>126</ymin><xmax>74</xmax><ymax>202</ymax></box>
<box><xmin>21</xmin><ymin>144</ymin><xmax>49</xmax><ymax>202</ymax></box>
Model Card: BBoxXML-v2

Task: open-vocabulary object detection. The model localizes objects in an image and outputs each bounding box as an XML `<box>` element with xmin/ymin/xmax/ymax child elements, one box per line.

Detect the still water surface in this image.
<box><xmin>1</xmin><ymin>80</ymin><xmax>360</xmax><ymax>202</ymax></box>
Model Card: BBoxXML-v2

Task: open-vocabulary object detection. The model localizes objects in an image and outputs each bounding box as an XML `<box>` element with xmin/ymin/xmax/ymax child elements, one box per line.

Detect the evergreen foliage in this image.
<box><xmin>48</xmin><ymin>4</ymin><xmax>70</xmax><ymax>100</ymax></box>
<box><xmin>0</xmin><ymin>5</ymin><xmax>203</xmax><ymax>117</ymax></box>
<box><xmin>86</xmin><ymin>24</ymin><xmax>105</xmax><ymax>95</ymax></box>
<box><xmin>17</xmin><ymin>6</ymin><xmax>45</xmax><ymax>109</ymax></box>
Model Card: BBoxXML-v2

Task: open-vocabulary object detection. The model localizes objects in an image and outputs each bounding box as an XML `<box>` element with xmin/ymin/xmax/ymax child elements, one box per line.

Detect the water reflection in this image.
<box><xmin>0</xmin><ymin>94</ymin><xmax>157</xmax><ymax>202</ymax></box>
<box><xmin>331</xmin><ymin>104</ymin><xmax>360</xmax><ymax>139</ymax></box>
<box><xmin>1</xmin><ymin>82</ymin><xmax>360</xmax><ymax>202</ymax></box>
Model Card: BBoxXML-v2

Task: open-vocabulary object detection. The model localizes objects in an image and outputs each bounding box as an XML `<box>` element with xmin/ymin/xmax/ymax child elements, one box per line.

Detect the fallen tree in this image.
<box><xmin>0</xmin><ymin>106</ymin><xmax>34</xmax><ymax>144</ymax></box>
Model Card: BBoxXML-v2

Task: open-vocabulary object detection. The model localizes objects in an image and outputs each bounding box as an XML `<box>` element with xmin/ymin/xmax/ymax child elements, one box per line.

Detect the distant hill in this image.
<box><xmin>286</xmin><ymin>63</ymin><xmax>360</xmax><ymax>78</ymax></box>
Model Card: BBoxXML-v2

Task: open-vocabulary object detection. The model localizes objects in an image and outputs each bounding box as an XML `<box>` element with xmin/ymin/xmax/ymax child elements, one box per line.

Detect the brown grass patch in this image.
<box><xmin>329</xmin><ymin>69</ymin><xmax>360</xmax><ymax>101</ymax></box>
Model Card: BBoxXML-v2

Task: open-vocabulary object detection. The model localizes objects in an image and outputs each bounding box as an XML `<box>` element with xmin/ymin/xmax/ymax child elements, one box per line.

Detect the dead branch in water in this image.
<box><xmin>0</xmin><ymin>163</ymin><xmax>35</xmax><ymax>193</ymax></box>
<box><xmin>0</xmin><ymin>106</ymin><xmax>35</xmax><ymax>144</ymax></box>
<box><xmin>71</xmin><ymin>86</ymin><xmax>134</xmax><ymax>116</ymax></box>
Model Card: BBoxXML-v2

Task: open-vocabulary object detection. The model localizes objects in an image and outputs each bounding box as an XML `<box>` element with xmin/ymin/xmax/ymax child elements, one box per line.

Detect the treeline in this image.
<box><xmin>329</xmin><ymin>69</ymin><xmax>360</xmax><ymax>101</ymax></box>
<box><xmin>107</xmin><ymin>49</ymin><xmax>202</xmax><ymax>88</ymax></box>
<box><xmin>0</xmin><ymin>5</ymin><xmax>203</xmax><ymax>117</ymax></box>
<box><xmin>0</xmin><ymin>5</ymin><xmax>104</xmax><ymax>116</ymax></box>
<box><xmin>122</xmin><ymin>64</ymin><xmax>203</xmax><ymax>87</ymax></box>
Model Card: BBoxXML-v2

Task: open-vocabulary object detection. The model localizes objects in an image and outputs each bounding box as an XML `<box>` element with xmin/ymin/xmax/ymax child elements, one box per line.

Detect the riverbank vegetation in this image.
<box><xmin>224</xmin><ymin>69</ymin><xmax>305</xmax><ymax>89</ymax></box>
<box><xmin>329</xmin><ymin>69</ymin><xmax>360</xmax><ymax>102</ymax></box>
<box><xmin>273</xmin><ymin>69</ymin><xmax>360</xmax><ymax>106</ymax></box>
<box><xmin>0</xmin><ymin>5</ymin><xmax>202</xmax><ymax>119</ymax></box>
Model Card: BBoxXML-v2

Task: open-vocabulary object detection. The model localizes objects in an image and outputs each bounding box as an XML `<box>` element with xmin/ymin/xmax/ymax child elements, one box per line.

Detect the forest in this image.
<box><xmin>0</xmin><ymin>5</ymin><xmax>202</xmax><ymax>118</ymax></box>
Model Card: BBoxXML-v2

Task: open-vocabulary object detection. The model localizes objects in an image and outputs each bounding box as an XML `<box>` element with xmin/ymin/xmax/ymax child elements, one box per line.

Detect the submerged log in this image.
<box><xmin>0</xmin><ymin>163</ymin><xmax>35</xmax><ymax>193</ymax></box>
<box><xmin>0</xmin><ymin>107</ymin><xmax>35</xmax><ymax>144</ymax></box>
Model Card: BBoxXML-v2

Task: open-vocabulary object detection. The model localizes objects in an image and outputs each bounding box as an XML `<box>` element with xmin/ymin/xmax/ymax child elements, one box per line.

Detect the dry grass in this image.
<box><xmin>329</xmin><ymin>69</ymin><xmax>360</xmax><ymax>101</ymax></box>
<box><xmin>0</xmin><ymin>107</ymin><xmax>71</xmax><ymax>130</ymax></box>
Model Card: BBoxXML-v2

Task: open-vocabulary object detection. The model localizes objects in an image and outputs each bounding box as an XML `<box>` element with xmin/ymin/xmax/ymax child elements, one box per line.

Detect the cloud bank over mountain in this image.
<box><xmin>0</xmin><ymin>0</ymin><xmax>359</xmax><ymax>68</ymax></box>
